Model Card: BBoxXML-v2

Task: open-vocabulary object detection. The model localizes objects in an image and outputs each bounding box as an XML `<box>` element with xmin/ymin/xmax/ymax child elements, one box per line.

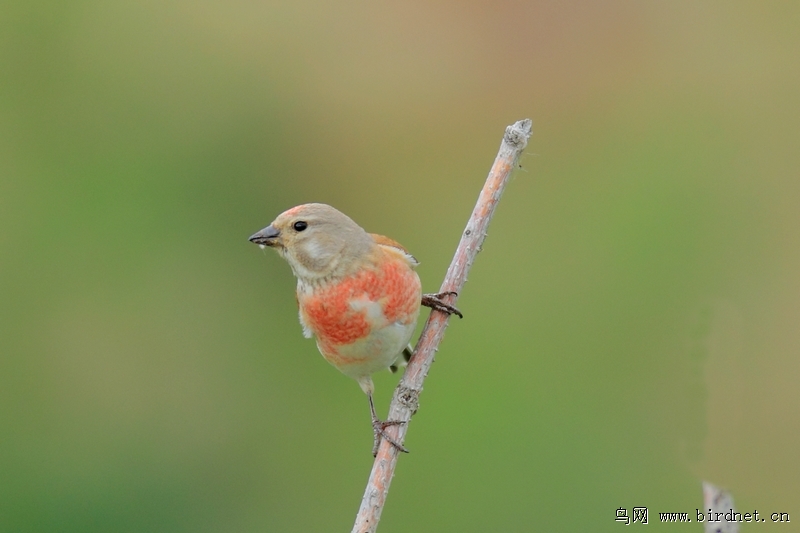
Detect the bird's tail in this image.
<box><xmin>389</xmin><ymin>344</ymin><xmax>414</xmax><ymax>373</ymax></box>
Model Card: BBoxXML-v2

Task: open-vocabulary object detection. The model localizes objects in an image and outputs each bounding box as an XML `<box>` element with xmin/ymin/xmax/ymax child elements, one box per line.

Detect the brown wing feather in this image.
<box><xmin>370</xmin><ymin>233</ymin><xmax>419</xmax><ymax>266</ymax></box>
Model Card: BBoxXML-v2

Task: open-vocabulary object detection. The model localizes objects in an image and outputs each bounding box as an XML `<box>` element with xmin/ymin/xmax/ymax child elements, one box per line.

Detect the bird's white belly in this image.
<box><xmin>322</xmin><ymin>319</ymin><xmax>415</xmax><ymax>379</ymax></box>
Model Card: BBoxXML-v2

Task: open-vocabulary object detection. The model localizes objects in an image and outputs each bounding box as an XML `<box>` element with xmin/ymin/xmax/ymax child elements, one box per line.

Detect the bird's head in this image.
<box><xmin>249</xmin><ymin>203</ymin><xmax>374</xmax><ymax>282</ymax></box>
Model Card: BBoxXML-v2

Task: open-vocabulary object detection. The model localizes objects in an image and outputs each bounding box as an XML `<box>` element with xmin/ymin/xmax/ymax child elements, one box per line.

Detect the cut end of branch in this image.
<box><xmin>504</xmin><ymin>119</ymin><xmax>533</xmax><ymax>151</ymax></box>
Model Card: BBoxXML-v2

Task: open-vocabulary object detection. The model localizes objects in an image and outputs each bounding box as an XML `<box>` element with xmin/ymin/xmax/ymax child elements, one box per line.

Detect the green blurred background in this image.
<box><xmin>2</xmin><ymin>1</ymin><xmax>798</xmax><ymax>531</ymax></box>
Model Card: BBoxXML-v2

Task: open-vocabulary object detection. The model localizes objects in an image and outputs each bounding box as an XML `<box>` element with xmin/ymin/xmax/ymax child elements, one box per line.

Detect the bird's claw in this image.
<box><xmin>421</xmin><ymin>292</ymin><xmax>463</xmax><ymax>318</ymax></box>
<box><xmin>372</xmin><ymin>419</ymin><xmax>408</xmax><ymax>456</ymax></box>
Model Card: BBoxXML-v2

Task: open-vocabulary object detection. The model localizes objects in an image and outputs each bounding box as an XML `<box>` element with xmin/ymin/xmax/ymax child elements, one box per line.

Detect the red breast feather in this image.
<box><xmin>299</xmin><ymin>253</ymin><xmax>421</xmax><ymax>366</ymax></box>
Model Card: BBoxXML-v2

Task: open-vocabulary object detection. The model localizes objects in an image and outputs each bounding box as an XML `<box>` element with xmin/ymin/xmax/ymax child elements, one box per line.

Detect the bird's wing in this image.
<box><xmin>369</xmin><ymin>233</ymin><xmax>419</xmax><ymax>266</ymax></box>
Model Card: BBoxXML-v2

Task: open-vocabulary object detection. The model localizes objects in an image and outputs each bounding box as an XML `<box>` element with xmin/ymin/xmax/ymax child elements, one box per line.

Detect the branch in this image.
<box><xmin>351</xmin><ymin>119</ymin><xmax>533</xmax><ymax>533</ymax></box>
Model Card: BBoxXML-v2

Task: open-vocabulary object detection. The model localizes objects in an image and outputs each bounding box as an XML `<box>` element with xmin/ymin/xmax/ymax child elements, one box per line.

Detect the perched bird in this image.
<box><xmin>249</xmin><ymin>203</ymin><xmax>460</xmax><ymax>455</ymax></box>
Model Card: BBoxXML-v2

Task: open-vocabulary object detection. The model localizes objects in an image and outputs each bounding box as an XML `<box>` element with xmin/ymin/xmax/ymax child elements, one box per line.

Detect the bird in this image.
<box><xmin>249</xmin><ymin>203</ymin><xmax>461</xmax><ymax>455</ymax></box>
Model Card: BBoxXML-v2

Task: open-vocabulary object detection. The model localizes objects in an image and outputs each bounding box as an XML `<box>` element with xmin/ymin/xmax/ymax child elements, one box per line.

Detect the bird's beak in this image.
<box><xmin>249</xmin><ymin>225</ymin><xmax>281</xmax><ymax>246</ymax></box>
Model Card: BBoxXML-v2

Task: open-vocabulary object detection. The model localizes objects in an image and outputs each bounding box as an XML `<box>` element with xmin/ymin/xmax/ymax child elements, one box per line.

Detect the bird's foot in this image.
<box><xmin>372</xmin><ymin>418</ymin><xmax>408</xmax><ymax>457</ymax></box>
<box><xmin>421</xmin><ymin>292</ymin><xmax>463</xmax><ymax>318</ymax></box>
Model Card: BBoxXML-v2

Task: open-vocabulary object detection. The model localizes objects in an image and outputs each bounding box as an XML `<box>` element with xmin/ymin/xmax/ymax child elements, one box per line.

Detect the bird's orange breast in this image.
<box><xmin>299</xmin><ymin>255</ymin><xmax>421</xmax><ymax>354</ymax></box>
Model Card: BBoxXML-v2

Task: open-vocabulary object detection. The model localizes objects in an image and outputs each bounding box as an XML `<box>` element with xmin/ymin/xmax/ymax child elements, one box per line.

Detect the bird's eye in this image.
<box><xmin>293</xmin><ymin>221</ymin><xmax>308</xmax><ymax>232</ymax></box>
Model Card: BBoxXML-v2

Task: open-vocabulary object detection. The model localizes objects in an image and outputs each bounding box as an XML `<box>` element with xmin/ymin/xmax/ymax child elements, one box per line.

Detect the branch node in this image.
<box><xmin>395</xmin><ymin>385</ymin><xmax>421</xmax><ymax>414</ymax></box>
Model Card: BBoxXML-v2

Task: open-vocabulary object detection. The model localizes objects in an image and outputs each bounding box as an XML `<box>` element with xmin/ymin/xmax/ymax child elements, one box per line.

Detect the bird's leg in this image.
<box><xmin>421</xmin><ymin>291</ymin><xmax>463</xmax><ymax>318</ymax></box>
<box><xmin>368</xmin><ymin>393</ymin><xmax>408</xmax><ymax>457</ymax></box>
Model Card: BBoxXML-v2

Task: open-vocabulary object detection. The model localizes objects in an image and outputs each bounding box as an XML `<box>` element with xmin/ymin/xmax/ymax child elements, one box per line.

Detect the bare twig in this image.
<box><xmin>351</xmin><ymin>119</ymin><xmax>533</xmax><ymax>533</ymax></box>
<box><xmin>702</xmin><ymin>482</ymin><xmax>739</xmax><ymax>533</ymax></box>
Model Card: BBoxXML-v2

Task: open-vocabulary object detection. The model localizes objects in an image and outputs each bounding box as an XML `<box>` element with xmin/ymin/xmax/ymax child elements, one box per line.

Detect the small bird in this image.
<box><xmin>249</xmin><ymin>203</ymin><xmax>460</xmax><ymax>455</ymax></box>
